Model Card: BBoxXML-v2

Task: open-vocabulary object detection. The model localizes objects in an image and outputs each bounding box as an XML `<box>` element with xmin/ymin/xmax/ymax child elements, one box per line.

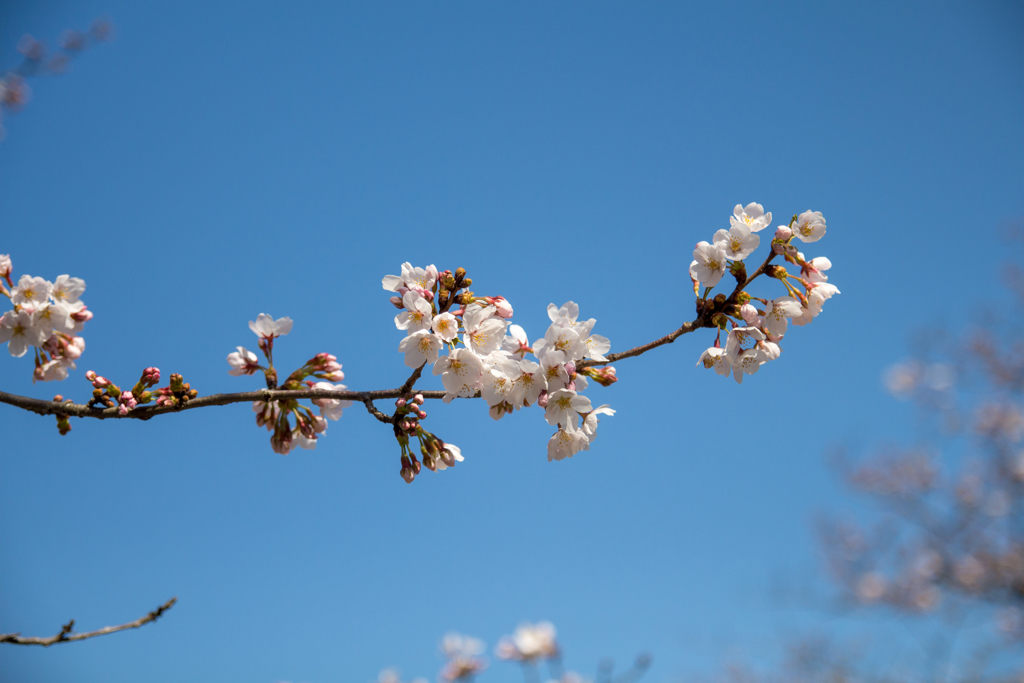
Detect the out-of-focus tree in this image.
<box><xmin>701</xmin><ymin>229</ymin><xmax>1024</xmax><ymax>682</ymax></box>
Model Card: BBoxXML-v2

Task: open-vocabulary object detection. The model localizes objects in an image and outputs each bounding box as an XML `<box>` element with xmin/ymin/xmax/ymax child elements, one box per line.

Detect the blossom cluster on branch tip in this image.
<box><xmin>1</xmin><ymin>20</ymin><xmax>112</xmax><ymax>140</ymax></box>
<box><xmin>226</xmin><ymin>313</ymin><xmax>350</xmax><ymax>454</ymax></box>
<box><xmin>384</xmin><ymin>262</ymin><xmax>618</xmax><ymax>479</ymax></box>
<box><xmin>692</xmin><ymin>203</ymin><xmax>840</xmax><ymax>384</ymax></box>
<box><xmin>380</xmin><ymin>621</ymin><xmax>609</xmax><ymax>683</ymax></box>
<box><xmin>0</xmin><ymin>255</ymin><xmax>93</xmax><ymax>383</ymax></box>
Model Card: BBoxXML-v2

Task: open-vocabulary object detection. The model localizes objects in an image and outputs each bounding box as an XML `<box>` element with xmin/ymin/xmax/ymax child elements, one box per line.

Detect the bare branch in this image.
<box><xmin>362</xmin><ymin>399</ymin><xmax>394</xmax><ymax>424</ymax></box>
<box><xmin>0</xmin><ymin>597</ymin><xmax>176</xmax><ymax>647</ymax></box>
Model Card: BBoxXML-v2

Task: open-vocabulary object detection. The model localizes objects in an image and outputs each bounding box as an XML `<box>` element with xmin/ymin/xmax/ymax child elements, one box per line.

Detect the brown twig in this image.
<box><xmin>362</xmin><ymin>399</ymin><xmax>394</xmax><ymax>424</ymax></box>
<box><xmin>0</xmin><ymin>597</ymin><xmax>176</xmax><ymax>647</ymax></box>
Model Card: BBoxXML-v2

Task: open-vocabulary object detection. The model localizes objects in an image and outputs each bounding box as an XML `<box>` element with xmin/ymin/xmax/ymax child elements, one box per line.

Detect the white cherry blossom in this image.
<box><xmin>311</xmin><ymin>381</ymin><xmax>353</xmax><ymax>421</ymax></box>
<box><xmin>11</xmin><ymin>275</ymin><xmax>51</xmax><ymax>309</ymax></box>
<box><xmin>382</xmin><ymin>262</ymin><xmax>438</xmax><ymax>294</ymax></box>
<box><xmin>793</xmin><ymin>210</ymin><xmax>826</xmax><ymax>243</ymax></box>
<box><xmin>579</xmin><ymin>329</ymin><xmax>611</xmax><ymax>362</ymax></box>
<box><xmin>481</xmin><ymin>357</ymin><xmax>522</xmax><ymax>407</ymax></box>
<box><xmin>513</xmin><ymin>359</ymin><xmax>544</xmax><ymax>408</ymax></box>
<box><xmin>50</xmin><ymin>274</ymin><xmax>85</xmax><ymax>305</ymax></box>
<box><xmin>0</xmin><ymin>309</ymin><xmax>48</xmax><ymax>357</ymax></box>
<box><xmin>792</xmin><ymin>283</ymin><xmax>840</xmax><ymax>326</ymax></box>
<box><xmin>732</xmin><ymin>348</ymin><xmax>767</xmax><ymax>384</ymax></box>
<box><xmin>0</xmin><ymin>254</ymin><xmax>10</xmax><ymax>278</ymax></box>
<box><xmin>544</xmin><ymin>388</ymin><xmax>592</xmax><ymax>431</ymax></box>
<box><xmin>36</xmin><ymin>357</ymin><xmax>75</xmax><ymax>383</ymax></box>
<box><xmin>581</xmin><ymin>404</ymin><xmax>615</xmax><ymax>447</ymax></box>
<box><xmin>432</xmin><ymin>311</ymin><xmax>460</xmax><ymax>341</ymax></box>
<box><xmin>395</xmin><ymin>291</ymin><xmax>433</xmax><ymax>333</ymax></box>
<box><xmin>691</xmin><ymin>241</ymin><xmax>728</xmax><ymax>287</ymax></box>
<box><xmin>538</xmin><ymin>349</ymin><xmax>569</xmax><ymax>392</ymax></box>
<box><xmin>501</xmin><ymin>324</ymin><xmax>530</xmax><ymax>359</ymax></box>
<box><xmin>740</xmin><ymin>303</ymin><xmax>763</xmax><ymax>327</ymax></box>
<box><xmin>463</xmin><ymin>304</ymin><xmax>506</xmax><ymax>356</ymax></box>
<box><xmin>435</xmin><ymin>442</ymin><xmax>463</xmax><ymax>470</ymax></box>
<box><xmin>535</xmin><ymin>324</ymin><xmax>586</xmax><ymax>362</ymax></box>
<box><xmin>227</xmin><ymin>346</ymin><xmax>260</xmax><ymax>375</ymax></box>
<box><xmin>725</xmin><ymin>325</ymin><xmax>766</xmax><ymax>361</ymax></box>
<box><xmin>547</xmin><ymin>301</ymin><xmax>580</xmax><ymax>327</ymax></box>
<box><xmin>713</xmin><ymin>224</ymin><xmax>760</xmax><ymax>260</ymax></box>
<box><xmin>697</xmin><ymin>346</ymin><xmax>731</xmax><ymax>377</ymax></box>
<box><xmin>31</xmin><ymin>302</ymin><xmax>72</xmax><ymax>336</ymax></box>
<box><xmin>433</xmin><ymin>348</ymin><xmax>485</xmax><ymax>402</ymax></box>
<box><xmin>803</xmin><ymin>256</ymin><xmax>832</xmax><ymax>284</ymax></box>
<box><xmin>398</xmin><ymin>330</ymin><xmax>442</xmax><ymax>368</ymax></box>
<box><xmin>730</xmin><ymin>202</ymin><xmax>772</xmax><ymax>232</ymax></box>
<box><xmin>547</xmin><ymin>428</ymin><xmax>588</xmax><ymax>461</ymax></box>
<box><xmin>763</xmin><ymin>296</ymin><xmax>802</xmax><ymax>337</ymax></box>
<box><xmin>758</xmin><ymin>340</ymin><xmax>782</xmax><ymax>361</ymax></box>
<box><xmin>249</xmin><ymin>313</ymin><xmax>293</xmax><ymax>340</ymax></box>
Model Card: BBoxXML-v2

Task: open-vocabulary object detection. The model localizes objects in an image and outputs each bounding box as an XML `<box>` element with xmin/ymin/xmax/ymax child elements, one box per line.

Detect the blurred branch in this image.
<box><xmin>0</xmin><ymin>597</ymin><xmax>176</xmax><ymax>647</ymax></box>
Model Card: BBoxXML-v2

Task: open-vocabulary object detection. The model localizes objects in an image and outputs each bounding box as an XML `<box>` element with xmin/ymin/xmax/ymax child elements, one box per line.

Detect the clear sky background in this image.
<box><xmin>0</xmin><ymin>1</ymin><xmax>1021</xmax><ymax>682</ymax></box>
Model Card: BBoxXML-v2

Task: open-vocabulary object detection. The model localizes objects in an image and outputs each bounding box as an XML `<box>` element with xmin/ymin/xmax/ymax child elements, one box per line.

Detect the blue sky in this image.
<box><xmin>0</xmin><ymin>1</ymin><xmax>1021</xmax><ymax>681</ymax></box>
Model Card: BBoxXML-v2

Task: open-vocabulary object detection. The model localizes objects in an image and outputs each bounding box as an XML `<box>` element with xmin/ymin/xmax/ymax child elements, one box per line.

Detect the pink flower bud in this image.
<box><xmin>566</xmin><ymin>380</ymin><xmax>576</xmax><ymax>392</ymax></box>
<box><xmin>118</xmin><ymin>404</ymin><xmax>129</xmax><ymax>416</ymax></box>
<box><xmin>85</xmin><ymin>370</ymin><xmax>97</xmax><ymax>381</ymax></box>
<box><xmin>71</xmin><ymin>307</ymin><xmax>93</xmax><ymax>323</ymax></box>
<box><xmin>416</xmin><ymin>410</ymin><xmax>427</xmax><ymax>419</ymax></box>
<box><xmin>486</xmin><ymin>296</ymin><xmax>514</xmax><ymax>319</ymax></box>
<box><xmin>537</xmin><ymin>390</ymin><xmax>550</xmax><ymax>408</ymax></box>
<box><xmin>414</xmin><ymin>394</ymin><xmax>424</xmax><ymax>404</ymax></box>
<box><xmin>775</xmin><ymin>226</ymin><xmax>792</xmax><ymax>241</ymax></box>
<box><xmin>390</xmin><ymin>296</ymin><xmax>404</xmax><ymax>309</ymax></box>
<box><xmin>396</xmin><ymin>398</ymin><xmax>407</xmax><ymax>407</ymax></box>
<box><xmin>400</xmin><ymin>467</ymin><xmax>415</xmax><ymax>483</ymax></box>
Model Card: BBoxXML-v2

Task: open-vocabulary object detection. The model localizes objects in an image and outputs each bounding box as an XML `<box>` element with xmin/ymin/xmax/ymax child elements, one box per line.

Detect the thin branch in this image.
<box><xmin>0</xmin><ymin>597</ymin><xmax>176</xmax><ymax>647</ymax></box>
<box><xmin>362</xmin><ymin>399</ymin><xmax>394</xmax><ymax>424</ymax></box>
<box><xmin>399</xmin><ymin>363</ymin><xmax>425</xmax><ymax>395</ymax></box>
<box><xmin>576</xmin><ymin>319</ymin><xmax>702</xmax><ymax>370</ymax></box>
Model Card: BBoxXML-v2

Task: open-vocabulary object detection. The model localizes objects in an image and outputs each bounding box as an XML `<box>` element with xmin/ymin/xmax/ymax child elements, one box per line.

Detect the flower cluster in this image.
<box><xmin>384</xmin><ymin>263</ymin><xmax>617</xmax><ymax>476</ymax></box>
<box><xmin>1</xmin><ymin>21</ymin><xmax>112</xmax><ymax>140</ymax></box>
<box><xmin>79</xmin><ymin>366</ymin><xmax>198</xmax><ymax>418</ymax></box>
<box><xmin>0</xmin><ymin>254</ymin><xmax>93</xmax><ymax>382</ymax></box>
<box><xmin>439</xmin><ymin>633</ymin><xmax>488</xmax><ymax>682</ymax></box>
<box><xmin>378</xmin><ymin>622</ymin><xmax>632</xmax><ymax>683</ymax></box>
<box><xmin>227</xmin><ymin>313</ymin><xmax>351</xmax><ymax>455</ymax></box>
<box><xmin>495</xmin><ymin>621</ymin><xmax>559</xmax><ymax>661</ymax></box>
<box><xmin>693</xmin><ymin>204</ymin><xmax>840</xmax><ymax>383</ymax></box>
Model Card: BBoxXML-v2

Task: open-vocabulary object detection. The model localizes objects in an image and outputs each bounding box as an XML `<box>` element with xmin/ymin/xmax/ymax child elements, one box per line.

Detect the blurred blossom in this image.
<box><xmin>912</xmin><ymin>549</ymin><xmax>943</xmax><ymax>580</ymax></box>
<box><xmin>440</xmin><ymin>632</ymin><xmax>487</xmax><ymax>681</ymax></box>
<box><xmin>855</xmin><ymin>572</ymin><xmax>886</xmax><ymax>602</ymax></box>
<box><xmin>884</xmin><ymin>360</ymin><xmax>924</xmax><ymax>398</ymax></box>
<box><xmin>975</xmin><ymin>403</ymin><xmax>1024</xmax><ymax>443</ymax></box>
<box><xmin>883</xmin><ymin>360</ymin><xmax>955</xmax><ymax>398</ymax></box>
<box><xmin>954</xmin><ymin>555</ymin><xmax>986</xmax><ymax>590</ymax></box>
<box><xmin>496</xmin><ymin>621</ymin><xmax>559</xmax><ymax>661</ymax></box>
<box><xmin>985</xmin><ymin>489</ymin><xmax>1012</xmax><ymax>517</ymax></box>
<box><xmin>956</xmin><ymin>473</ymin><xmax>983</xmax><ymax>507</ymax></box>
<box><xmin>910</xmin><ymin>584</ymin><xmax>941</xmax><ymax>612</ymax></box>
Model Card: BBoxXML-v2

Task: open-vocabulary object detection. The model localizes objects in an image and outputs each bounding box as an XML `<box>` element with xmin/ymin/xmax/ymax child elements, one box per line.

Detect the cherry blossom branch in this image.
<box><xmin>0</xmin><ymin>206</ymin><xmax>837</xmax><ymax>468</ymax></box>
<box><xmin>0</xmin><ymin>311</ymin><xmax>711</xmax><ymax>422</ymax></box>
<box><xmin>0</xmin><ymin>597</ymin><xmax>176</xmax><ymax>647</ymax></box>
